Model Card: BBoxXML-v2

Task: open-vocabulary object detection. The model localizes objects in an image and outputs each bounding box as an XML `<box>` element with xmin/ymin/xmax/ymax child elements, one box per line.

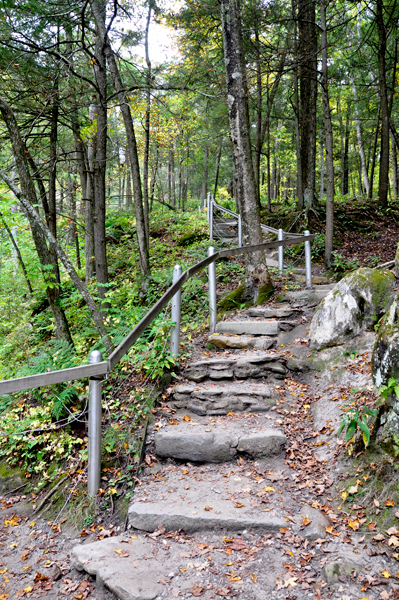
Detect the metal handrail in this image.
<box><xmin>0</xmin><ymin>234</ymin><xmax>315</xmax><ymax>396</ymax></box>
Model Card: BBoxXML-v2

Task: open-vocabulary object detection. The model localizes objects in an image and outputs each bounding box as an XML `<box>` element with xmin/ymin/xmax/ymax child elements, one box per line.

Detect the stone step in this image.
<box><xmin>246</xmin><ymin>306</ymin><xmax>302</xmax><ymax>319</ymax></box>
<box><xmin>280</xmin><ymin>287</ymin><xmax>333</xmax><ymax>307</ymax></box>
<box><xmin>215</xmin><ymin>320</ymin><xmax>296</xmax><ymax>336</ymax></box>
<box><xmin>170</xmin><ymin>381</ymin><xmax>276</xmax><ymax>415</ymax></box>
<box><xmin>208</xmin><ymin>333</ymin><xmax>274</xmax><ymax>350</ymax></box>
<box><xmin>294</xmin><ymin>274</ymin><xmax>330</xmax><ymax>285</ymax></box>
<box><xmin>155</xmin><ymin>418</ymin><xmax>287</xmax><ymax>462</ymax></box>
<box><xmin>128</xmin><ymin>467</ymin><xmax>287</xmax><ymax>534</ymax></box>
<box><xmin>183</xmin><ymin>352</ymin><xmax>287</xmax><ymax>383</ymax></box>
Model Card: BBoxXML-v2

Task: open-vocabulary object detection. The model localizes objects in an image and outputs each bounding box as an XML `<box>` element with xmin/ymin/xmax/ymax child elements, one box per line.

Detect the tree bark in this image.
<box><xmin>201</xmin><ymin>145</ymin><xmax>209</xmax><ymax>206</ymax></box>
<box><xmin>0</xmin><ymin>97</ymin><xmax>73</xmax><ymax>346</ymax></box>
<box><xmin>85</xmin><ymin>104</ymin><xmax>96</xmax><ymax>283</ymax></box>
<box><xmin>143</xmin><ymin>1</ymin><xmax>152</xmax><ymax>244</ymax></box>
<box><xmin>91</xmin><ymin>0</ymin><xmax>109</xmax><ymax>305</ymax></box>
<box><xmin>376</xmin><ymin>0</ymin><xmax>390</xmax><ymax>208</ymax></box>
<box><xmin>90</xmin><ymin>0</ymin><xmax>150</xmax><ymax>277</ymax></box>
<box><xmin>351</xmin><ymin>80</ymin><xmax>370</xmax><ymax>195</ymax></box>
<box><xmin>298</xmin><ymin>0</ymin><xmax>317</xmax><ymax>208</ymax></box>
<box><xmin>220</xmin><ymin>0</ymin><xmax>272</xmax><ymax>302</ymax></box>
<box><xmin>320</xmin><ymin>0</ymin><xmax>334</xmax><ymax>267</ymax></box>
<box><xmin>0</xmin><ymin>211</ymin><xmax>33</xmax><ymax>295</ymax></box>
<box><xmin>370</xmin><ymin>112</ymin><xmax>380</xmax><ymax>199</ymax></box>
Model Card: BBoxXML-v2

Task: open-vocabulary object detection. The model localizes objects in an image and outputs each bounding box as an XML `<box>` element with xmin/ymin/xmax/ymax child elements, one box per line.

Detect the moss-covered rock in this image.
<box><xmin>309</xmin><ymin>267</ymin><xmax>395</xmax><ymax>350</ymax></box>
<box><xmin>218</xmin><ymin>280</ymin><xmax>274</xmax><ymax>311</ymax></box>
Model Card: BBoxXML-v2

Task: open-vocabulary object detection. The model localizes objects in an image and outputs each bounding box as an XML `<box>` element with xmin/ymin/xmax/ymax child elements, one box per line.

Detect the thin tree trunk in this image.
<box><xmin>91</xmin><ymin>0</ymin><xmax>109</xmax><ymax>305</ymax></box>
<box><xmin>298</xmin><ymin>0</ymin><xmax>317</xmax><ymax>208</ymax></box>
<box><xmin>213</xmin><ymin>140</ymin><xmax>223</xmax><ymax>198</ymax></box>
<box><xmin>143</xmin><ymin>2</ymin><xmax>152</xmax><ymax>245</ymax></box>
<box><xmin>321</xmin><ymin>0</ymin><xmax>334</xmax><ymax>267</ymax></box>
<box><xmin>0</xmin><ymin>97</ymin><xmax>73</xmax><ymax>345</ymax></box>
<box><xmin>320</xmin><ymin>131</ymin><xmax>324</xmax><ymax>197</ymax></box>
<box><xmin>0</xmin><ymin>211</ymin><xmax>33</xmax><ymax>294</ymax></box>
<box><xmin>220</xmin><ymin>0</ymin><xmax>272</xmax><ymax>302</ymax></box>
<box><xmin>351</xmin><ymin>80</ymin><xmax>370</xmax><ymax>195</ymax></box>
<box><xmin>343</xmin><ymin>111</ymin><xmax>350</xmax><ymax>195</ymax></box>
<box><xmin>201</xmin><ymin>145</ymin><xmax>209</xmax><ymax>205</ymax></box>
<box><xmin>376</xmin><ymin>0</ymin><xmax>390</xmax><ymax>208</ymax></box>
<box><xmin>392</xmin><ymin>131</ymin><xmax>399</xmax><ymax>197</ymax></box>
<box><xmin>85</xmin><ymin>104</ymin><xmax>96</xmax><ymax>282</ymax></box>
<box><xmin>370</xmin><ymin>112</ymin><xmax>380</xmax><ymax>199</ymax></box>
<box><xmin>90</xmin><ymin>0</ymin><xmax>150</xmax><ymax>278</ymax></box>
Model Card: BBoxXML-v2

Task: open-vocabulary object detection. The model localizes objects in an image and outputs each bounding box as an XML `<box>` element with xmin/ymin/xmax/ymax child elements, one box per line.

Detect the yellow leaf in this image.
<box><xmin>303</xmin><ymin>404</ymin><xmax>310</xmax><ymax>409</ymax></box>
<box><xmin>24</xmin><ymin>587</ymin><xmax>33</xmax><ymax>593</ymax></box>
<box><xmin>381</xmin><ymin>569</ymin><xmax>391</xmax><ymax>578</ymax></box>
<box><xmin>109</xmin><ymin>488</ymin><xmax>118</xmax><ymax>495</ymax></box>
<box><xmin>29</xmin><ymin>521</ymin><xmax>35</xmax><ymax>528</ymax></box>
<box><xmin>263</xmin><ymin>486</ymin><xmax>275</xmax><ymax>493</ymax></box>
<box><xmin>341</xmin><ymin>491</ymin><xmax>348</xmax><ymax>501</ymax></box>
<box><xmin>23</xmin><ymin>566</ymin><xmax>31</xmax><ymax>571</ymax></box>
<box><xmin>227</xmin><ymin>411</ymin><xmax>235</xmax><ymax>416</ymax></box>
<box><xmin>230</xmin><ymin>576</ymin><xmax>241</xmax><ymax>581</ymax></box>
<box><xmin>0</xmin><ymin>594</ymin><xmax>9</xmax><ymax>599</ymax></box>
<box><xmin>180</xmin><ymin>567</ymin><xmax>187</xmax><ymax>573</ymax></box>
<box><xmin>251</xmin><ymin>573</ymin><xmax>257</xmax><ymax>583</ymax></box>
<box><xmin>235</xmin><ymin>502</ymin><xmax>244</xmax><ymax>508</ymax></box>
<box><xmin>204</xmin><ymin>506</ymin><xmax>214</xmax><ymax>511</ymax></box>
<box><xmin>183</xmin><ymin>415</ymin><xmax>192</xmax><ymax>422</ymax></box>
<box><xmin>348</xmin><ymin>520</ymin><xmax>360</xmax><ymax>531</ymax></box>
<box><xmin>0</xmin><ymin>569</ymin><xmax>7</xmax><ymax>575</ymax></box>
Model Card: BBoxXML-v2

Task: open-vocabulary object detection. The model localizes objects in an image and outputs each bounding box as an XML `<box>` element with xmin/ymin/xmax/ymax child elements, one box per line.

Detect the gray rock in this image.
<box><xmin>322</xmin><ymin>561</ymin><xmax>362</xmax><ymax>584</ymax></box>
<box><xmin>310</xmin><ymin>268</ymin><xmax>395</xmax><ymax>350</ymax></box>
<box><xmin>292</xmin><ymin>506</ymin><xmax>331</xmax><ymax>541</ymax></box>
<box><xmin>237</xmin><ymin>429</ymin><xmax>287</xmax><ymax>457</ymax></box>
<box><xmin>287</xmin><ymin>355</ymin><xmax>310</xmax><ymax>372</ymax></box>
<box><xmin>184</xmin><ymin>354</ymin><xmax>287</xmax><ymax>383</ymax></box>
<box><xmin>128</xmin><ymin>501</ymin><xmax>286</xmax><ymax>533</ymax></box>
<box><xmin>155</xmin><ymin>429</ymin><xmax>238</xmax><ymax>462</ymax></box>
<box><xmin>246</xmin><ymin>307</ymin><xmax>297</xmax><ymax>318</ymax></box>
<box><xmin>72</xmin><ymin>535</ymin><xmax>165</xmax><ymax>600</ymax></box>
<box><xmin>208</xmin><ymin>333</ymin><xmax>274</xmax><ymax>351</ymax></box>
<box><xmin>215</xmin><ymin>321</ymin><xmax>279</xmax><ymax>336</ymax></box>
<box><xmin>282</xmin><ymin>288</ymin><xmax>331</xmax><ymax>308</ymax></box>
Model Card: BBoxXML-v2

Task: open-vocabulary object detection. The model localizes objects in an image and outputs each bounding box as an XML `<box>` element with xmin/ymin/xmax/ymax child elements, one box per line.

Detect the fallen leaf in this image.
<box><xmin>204</xmin><ymin>506</ymin><xmax>214</xmax><ymax>511</ymax></box>
<box><xmin>191</xmin><ymin>583</ymin><xmax>203</xmax><ymax>597</ymax></box>
<box><xmin>348</xmin><ymin>485</ymin><xmax>358</xmax><ymax>494</ymax></box>
<box><xmin>263</xmin><ymin>486</ymin><xmax>275</xmax><ymax>493</ymax></box>
<box><xmin>385</xmin><ymin>499</ymin><xmax>395</xmax><ymax>507</ymax></box>
<box><xmin>381</xmin><ymin>569</ymin><xmax>391</xmax><ymax>578</ymax></box>
<box><xmin>251</xmin><ymin>573</ymin><xmax>257</xmax><ymax>583</ymax></box>
<box><xmin>348</xmin><ymin>520</ymin><xmax>360</xmax><ymax>531</ymax></box>
<box><xmin>183</xmin><ymin>415</ymin><xmax>192</xmax><ymax>422</ymax></box>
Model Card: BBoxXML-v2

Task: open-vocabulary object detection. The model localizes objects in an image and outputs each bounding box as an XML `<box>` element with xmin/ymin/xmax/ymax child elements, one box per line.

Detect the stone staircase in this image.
<box><xmin>71</xmin><ymin>284</ymin><xmax>335</xmax><ymax>600</ymax></box>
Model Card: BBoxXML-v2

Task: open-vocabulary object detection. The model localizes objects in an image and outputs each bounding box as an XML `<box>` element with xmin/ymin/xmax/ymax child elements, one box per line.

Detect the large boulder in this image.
<box><xmin>372</xmin><ymin>295</ymin><xmax>399</xmax><ymax>455</ymax></box>
<box><xmin>309</xmin><ymin>268</ymin><xmax>395</xmax><ymax>350</ymax></box>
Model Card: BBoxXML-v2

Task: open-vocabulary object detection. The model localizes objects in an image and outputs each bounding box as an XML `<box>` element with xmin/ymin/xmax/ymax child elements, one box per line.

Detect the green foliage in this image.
<box><xmin>379</xmin><ymin>377</ymin><xmax>399</xmax><ymax>403</ymax></box>
<box><xmin>339</xmin><ymin>402</ymin><xmax>378</xmax><ymax>449</ymax></box>
<box><xmin>330</xmin><ymin>252</ymin><xmax>360</xmax><ymax>277</ymax></box>
<box><xmin>311</xmin><ymin>233</ymin><xmax>325</xmax><ymax>263</ymax></box>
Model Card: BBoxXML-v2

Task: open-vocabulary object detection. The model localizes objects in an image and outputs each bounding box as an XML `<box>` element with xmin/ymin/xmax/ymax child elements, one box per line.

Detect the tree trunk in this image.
<box><xmin>376</xmin><ymin>0</ymin><xmax>390</xmax><ymax>208</ymax></box>
<box><xmin>351</xmin><ymin>80</ymin><xmax>370</xmax><ymax>195</ymax></box>
<box><xmin>0</xmin><ymin>210</ymin><xmax>33</xmax><ymax>294</ymax></box>
<box><xmin>298</xmin><ymin>0</ymin><xmax>317</xmax><ymax>208</ymax></box>
<box><xmin>0</xmin><ymin>96</ymin><xmax>73</xmax><ymax>346</ymax></box>
<box><xmin>213</xmin><ymin>140</ymin><xmax>223</xmax><ymax>198</ymax></box>
<box><xmin>369</xmin><ymin>112</ymin><xmax>380</xmax><ymax>199</ymax></box>
<box><xmin>392</xmin><ymin>131</ymin><xmax>399</xmax><ymax>197</ymax></box>
<box><xmin>91</xmin><ymin>0</ymin><xmax>109</xmax><ymax>306</ymax></box>
<box><xmin>142</xmin><ymin>2</ymin><xmax>152</xmax><ymax>244</ymax></box>
<box><xmin>90</xmin><ymin>0</ymin><xmax>150</xmax><ymax>278</ymax></box>
<box><xmin>201</xmin><ymin>145</ymin><xmax>209</xmax><ymax>205</ymax></box>
<box><xmin>343</xmin><ymin>111</ymin><xmax>350</xmax><ymax>195</ymax></box>
<box><xmin>220</xmin><ymin>0</ymin><xmax>272</xmax><ymax>303</ymax></box>
<box><xmin>320</xmin><ymin>0</ymin><xmax>334</xmax><ymax>267</ymax></box>
<box><xmin>85</xmin><ymin>105</ymin><xmax>96</xmax><ymax>283</ymax></box>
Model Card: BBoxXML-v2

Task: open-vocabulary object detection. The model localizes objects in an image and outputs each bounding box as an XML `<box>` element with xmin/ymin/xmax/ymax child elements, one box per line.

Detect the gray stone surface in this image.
<box><xmin>72</xmin><ymin>535</ymin><xmax>166</xmax><ymax>600</ymax></box>
<box><xmin>216</xmin><ymin>320</ymin><xmax>279</xmax><ymax>336</ymax></box>
<box><xmin>310</xmin><ymin>268</ymin><xmax>395</xmax><ymax>350</ymax></box>
<box><xmin>208</xmin><ymin>333</ymin><xmax>274</xmax><ymax>351</ymax></box>
<box><xmin>322</xmin><ymin>560</ymin><xmax>363</xmax><ymax>583</ymax></box>
<box><xmin>155</xmin><ymin>423</ymin><xmax>286</xmax><ymax>462</ymax></box>
<box><xmin>171</xmin><ymin>382</ymin><xmax>276</xmax><ymax>415</ymax></box>
<box><xmin>292</xmin><ymin>506</ymin><xmax>331</xmax><ymax>541</ymax></box>
<box><xmin>281</xmin><ymin>288</ymin><xmax>331</xmax><ymax>308</ymax></box>
<box><xmin>129</xmin><ymin>501</ymin><xmax>286</xmax><ymax>533</ymax></box>
<box><xmin>184</xmin><ymin>353</ymin><xmax>287</xmax><ymax>384</ymax></box>
<box><xmin>236</xmin><ymin>429</ymin><xmax>286</xmax><ymax>457</ymax></box>
<box><xmin>155</xmin><ymin>429</ymin><xmax>238</xmax><ymax>462</ymax></box>
<box><xmin>246</xmin><ymin>307</ymin><xmax>298</xmax><ymax>318</ymax></box>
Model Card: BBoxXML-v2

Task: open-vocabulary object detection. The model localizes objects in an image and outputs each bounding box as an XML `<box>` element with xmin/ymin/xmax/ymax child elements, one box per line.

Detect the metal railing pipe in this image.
<box><xmin>238</xmin><ymin>214</ymin><xmax>242</xmax><ymax>247</ymax></box>
<box><xmin>278</xmin><ymin>229</ymin><xmax>284</xmax><ymax>273</ymax></box>
<box><xmin>88</xmin><ymin>350</ymin><xmax>103</xmax><ymax>498</ymax></box>
<box><xmin>208</xmin><ymin>246</ymin><xmax>217</xmax><ymax>332</ymax></box>
<box><xmin>305</xmin><ymin>230</ymin><xmax>312</xmax><ymax>287</ymax></box>
<box><xmin>170</xmin><ymin>265</ymin><xmax>182</xmax><ymax>355</ymax></box>
<box><xmin>209</xmin><ymin>197</ymin><xmax>214</xmax><ymax>241</ymax></box>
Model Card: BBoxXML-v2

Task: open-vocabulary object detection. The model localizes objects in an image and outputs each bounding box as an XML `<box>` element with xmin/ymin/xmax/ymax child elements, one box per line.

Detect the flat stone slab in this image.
<box><xmin>155</xmin><ymin>420</ymin><xmax>286</xmax><ymax>462</ymax></box>
<box><xmin>171</xmin><ymin>381</ymin><xmax>276</xmax><ymax>415</ymax></box>
<box><xmin>216</xmin><ymin>321</ymin><xmax>279</xmax><ymax>336</ymax></box>
<box><xmin>246</xmin><ymin>307</ymin><xmax>299</xmax><ymax>318</ymax></box>
<box><xmin>184</xmin><ymin>352</ymin><xmax>287</xmax><ymax>384</ymax></box>
<box><xmin>72</xmin><ymin>535</ymin><xmax>169</xmax><ymax>600</ymax></box>
<box><xmin>208</xmin><ymin>333</ymin><xmax>274</xmax><ymax>351</ymax></box>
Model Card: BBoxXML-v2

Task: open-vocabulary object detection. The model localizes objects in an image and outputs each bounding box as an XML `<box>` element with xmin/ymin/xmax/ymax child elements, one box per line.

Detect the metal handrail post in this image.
<box><xmin>206</xmin><ymin>192</ymin><xmax>210</xmax><ymax>221</ymax></box>
<box><xmin>305</xmin><ymin>230</ymin><xmax>312</xmax><ymax>287</ymax></box>
<box><xmin>278</xmin><ymin>229</ymin><xmax>284</xmax><ymax>274</ymax></box>
<box><xmin>238</xmin><ymin>214</ymin><xmax>242</xmax><ymax>247</ymax></box>
<box><xmin>170</xmin><ymin>265</ymin><xmax>182</xmax><ymax>355</ymax></box>
<box><xmin>88</xmin><ymin>350</ymin><xmax>103</xmax><ymax>498</ymax></box>
<box><xmin>208</xmin><ymin>246</ymin><xmax>217</xmax><ymax>332</ymax></box>
<box><xmin>209</xmin><ymin>197</ymin><xmax>214</xmax><ymax>241</ymax></box>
